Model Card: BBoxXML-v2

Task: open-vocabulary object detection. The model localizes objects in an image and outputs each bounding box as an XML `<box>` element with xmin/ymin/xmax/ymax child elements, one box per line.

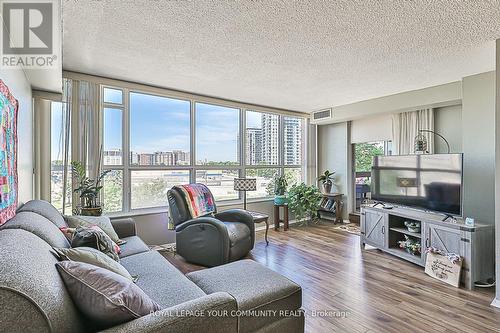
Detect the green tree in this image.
<box><xmin>355</xmin><ymin>143</ymin><xmax>384</xmax><ymax>172</ymax></box>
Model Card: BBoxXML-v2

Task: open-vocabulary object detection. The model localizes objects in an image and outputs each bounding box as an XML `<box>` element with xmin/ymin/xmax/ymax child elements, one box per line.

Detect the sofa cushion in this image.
<box><xmin>0</xmin><ymin>229</ymin><xmax>85</xmax><ymax>332</ymax></box>
<box><xmin>223</xmin><ymin>222</ymin><xmax>250</xmax><ymax>247</ymax></box>
<box><xmin>56</xmin><ymin>261</ymin><xmax>160</xmax><ymax>330</ymax></box>
<box><xmin>53</xmin><ymin>247</ymin><xmax>134</xmax><ymax>281</ymax></box>
<box><xmin>65</xmin><ymin>215</ymin><xmax>122</xmax><ymax>244</ymax></box>
<box><xmin>17</xmin><ymin>199</ymin><xmax>67</xmax><ymax>228</ymax></box>
<box><xmin>1</xmin><ymin>211</ymin><xmax>70</xmax><ymax>248</ymax></box>
<box><xmin>120</xmin><ymin>250</ymin><xmax>206</xmax><ymax>308</ymax></box>
<box><xmin>118</xmin><ymin>236</ymin><xmax>150</xmax><ymax>258</ymax></box>
<box><xmin>187</xmin><ymin>259</ymin><xmax>302</xmax><ymax>333</ymax></box>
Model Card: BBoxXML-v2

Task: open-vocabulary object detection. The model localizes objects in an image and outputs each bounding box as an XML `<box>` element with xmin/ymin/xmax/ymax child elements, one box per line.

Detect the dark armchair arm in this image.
<box><xmin>215</xmin><ymin>209</ymin><xmax>255</xmax><ymax>246</ymax></box>
<box><xmin>110</xmin><ymin>218</ymin><xmax>136</xmax><ymax>238</ymax></box>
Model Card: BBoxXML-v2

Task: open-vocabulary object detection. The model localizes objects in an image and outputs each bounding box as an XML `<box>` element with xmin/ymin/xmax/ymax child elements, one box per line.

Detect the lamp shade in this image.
<box><xmin>234</xmin><ymin>178</ymin><xmax>257</xmax><ymax>191</ymax></box>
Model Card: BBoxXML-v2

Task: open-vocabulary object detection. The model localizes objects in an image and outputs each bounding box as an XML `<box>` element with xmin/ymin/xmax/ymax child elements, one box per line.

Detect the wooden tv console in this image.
<box><xmin>360</xmin><ymin>204</ymin><xmax>494</xmax><ymax>289</ymax></box>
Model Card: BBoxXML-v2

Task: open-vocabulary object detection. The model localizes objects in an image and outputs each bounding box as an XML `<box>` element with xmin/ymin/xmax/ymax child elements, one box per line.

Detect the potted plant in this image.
<box><xmin>398</xmin><ymin>235</ymin><xmax>421</xmax><ymax>256</ymax></box>
<box><xmin>317</xmin><ymin>170</ymin><xmax>335</xmax><ymax>193</ymax></box>
<box><xmin>72</xmin><ymin>161</ymin><xmax>111</xmax><ymax>216</ymax></box>
<box><xmin>273</xmin><ymin>174</ymin><xmax>288</xmax><ymax>205</ymax></box>
<box><xmin>287</xmin><ymin>183</ymin><xmax>322</xmax><ymax>225</ymax></box>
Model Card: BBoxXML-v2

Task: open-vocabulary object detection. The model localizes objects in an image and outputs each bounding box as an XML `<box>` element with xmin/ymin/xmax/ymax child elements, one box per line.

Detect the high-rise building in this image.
<box><xmin>261</xmin><ymin>114</ymin><xmax>279</xmax><ymax>164</ymax></box>
<box><xmin>246</xmin><ymin>128</ymin><xmax>262</xmax><ymax>164</ymax></box>
<box><xmin>284</xmin><ymin>117</ymin><xmax>302</xmax><ymax>165</ymax></box>
<box><xmin>103</xmin><ymin>149</ymin><xmax>123</xmax><ymax>165</ymax></box>
<box><xmin>173</xmin><ymin>150</ymin><xmax>190</xmax><ymax>165</ymax></box>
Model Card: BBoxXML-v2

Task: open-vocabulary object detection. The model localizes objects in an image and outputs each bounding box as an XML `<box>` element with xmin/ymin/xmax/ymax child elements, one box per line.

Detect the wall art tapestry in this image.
<box><xmin>0</xmin><ymin>80</ymin><xmax>18</xmax><ymax>225</ymax></box>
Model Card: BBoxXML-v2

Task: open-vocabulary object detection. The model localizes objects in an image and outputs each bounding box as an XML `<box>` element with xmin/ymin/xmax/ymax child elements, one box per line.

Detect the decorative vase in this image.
<box><xmin>274</xmin><ymin>195</ymin><xmax>287</xmax><ymax>205</ymax></box>
<box><xmin>322</xmin><ymin>181</ymin><xmax>332</xmax><ymax>194</ymax></box>
<box><xmin>80</xmin><ymin>206</ymin><xmax>103</xmax><ymax>217</ymax></box>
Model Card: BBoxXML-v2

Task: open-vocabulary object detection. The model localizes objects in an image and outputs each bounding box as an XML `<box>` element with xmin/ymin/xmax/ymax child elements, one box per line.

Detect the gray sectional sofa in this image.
<box><xmin>0</xmin><ymin>200</ymin><xmax>304</xmax><ymax>333</ymax></box>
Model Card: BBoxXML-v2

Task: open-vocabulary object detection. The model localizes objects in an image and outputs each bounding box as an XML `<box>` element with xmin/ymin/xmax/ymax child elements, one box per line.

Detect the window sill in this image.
<box><xmin>105</xmin><ymin>197</ymin><xmax>275</xmax><ymax>219</ymax></box>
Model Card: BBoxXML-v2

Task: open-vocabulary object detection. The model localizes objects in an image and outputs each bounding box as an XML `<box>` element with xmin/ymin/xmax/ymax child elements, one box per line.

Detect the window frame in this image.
<box><xmin>99</xmin><ymin>85</ymin><xmax>307</xmax><ymax>216</ymax></box>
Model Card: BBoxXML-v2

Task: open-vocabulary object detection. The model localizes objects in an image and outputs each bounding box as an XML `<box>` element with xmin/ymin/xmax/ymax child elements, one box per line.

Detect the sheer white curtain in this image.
<box><xmin>392</xmin><ymin>108</ymin><xmax>434</xmax><ymax>155</ymax></box>
<box><xmin>57</xmin><ymin>78</ymin><xmax>101</xmax><ymax>213</ymax></box>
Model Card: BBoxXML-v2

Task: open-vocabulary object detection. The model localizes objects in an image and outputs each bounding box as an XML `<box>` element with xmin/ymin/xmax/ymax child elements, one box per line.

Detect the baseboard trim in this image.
<box><xmin>491</xmin><ymin>297</ymin><xmax>500</xmax><ymax>308</ymax></box>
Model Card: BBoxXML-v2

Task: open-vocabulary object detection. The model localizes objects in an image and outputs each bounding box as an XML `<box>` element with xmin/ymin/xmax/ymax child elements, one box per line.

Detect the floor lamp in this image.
<box><xmin>234</xmin><ymin>178</ymin><xmax>257</xmax><ymax>211</ymax></box>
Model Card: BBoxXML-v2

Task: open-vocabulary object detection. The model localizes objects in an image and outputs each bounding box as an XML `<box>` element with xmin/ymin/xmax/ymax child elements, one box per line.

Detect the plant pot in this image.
<box><xmin>407</xmin><ymin>226</ymin><xmax>421</xmax><ymax>233</ymax></box>
<box><xmin>274</xmin><ymin>195</ymin><xmax>287</xmax><ymax>205</ymax></box>
<box><xmin>80</xmin><ymin>206</ymin><xmax>103</xmax><ymax>217</ymax></box>
<box><xmin>322</xmin><ymin>182</ymin><xmax>332</xmax><ymax>194</ymax></box>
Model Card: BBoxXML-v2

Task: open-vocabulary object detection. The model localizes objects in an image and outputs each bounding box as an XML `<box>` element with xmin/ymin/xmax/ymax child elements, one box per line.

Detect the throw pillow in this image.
<box><xmin>59</xmin><ymin>226</ymin><xmax>76</xmax><ymax>242</ymax></box>
<box><xmin>71</xmin><ymin>225</ymin><xmax>120</xmax><ymax>261</ymax></box>
<box><xmin>56</xmin><ymin>261</ymin><xmax>160</xmax><ymax>329</ymax></box>
<box><xmin>65</xmin><ymin>215</ymin><xmax>126</xmax><ymax>245</ymax></box>
<box><xmin>52</xmin><ymin>247</ymin><xmax>136</xmax><ymax>281</ymax></box>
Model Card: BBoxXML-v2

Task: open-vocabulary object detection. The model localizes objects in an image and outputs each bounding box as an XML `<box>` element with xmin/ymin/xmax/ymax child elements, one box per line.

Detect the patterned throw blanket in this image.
<box><xmin>177</xmin><ymin>184</ymin><xmax>215</xmax><ymax>218</ymax></box>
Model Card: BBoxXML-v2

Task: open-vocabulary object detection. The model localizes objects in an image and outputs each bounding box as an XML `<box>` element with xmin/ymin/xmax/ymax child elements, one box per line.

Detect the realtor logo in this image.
<box><xmin>1</xmin><ymin>1</ymin><xmax>56</xmax><ymax>68</ymax></box>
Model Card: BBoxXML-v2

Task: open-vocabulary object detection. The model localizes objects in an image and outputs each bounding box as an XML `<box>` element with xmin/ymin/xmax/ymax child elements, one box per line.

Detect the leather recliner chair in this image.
<box><xmin>167</xmin><ymin>185</ymin><xmax>255</xmax><ymax>267</ymax></box>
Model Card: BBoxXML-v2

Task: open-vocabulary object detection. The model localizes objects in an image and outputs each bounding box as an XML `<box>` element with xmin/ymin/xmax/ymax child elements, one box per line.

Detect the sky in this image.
<box><xmin>105</xmin><ymin>92</ymin><xmax>242</xmax><ymax>163</ymax></box>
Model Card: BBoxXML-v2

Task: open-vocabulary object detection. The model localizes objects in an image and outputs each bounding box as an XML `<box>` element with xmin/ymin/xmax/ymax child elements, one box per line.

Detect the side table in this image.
<box><xmin>274</xmin><ymin>204</ymin><xmax>289</xmax><ymax>231</ymax></box>
<box><xmin>248</xmin><ymin>211</ymin><xmax>269</xmax><ymax>245</ymax></box>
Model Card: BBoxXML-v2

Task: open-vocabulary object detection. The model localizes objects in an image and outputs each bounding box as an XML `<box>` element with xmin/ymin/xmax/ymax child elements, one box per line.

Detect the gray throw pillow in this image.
<box><xmin>71</xmin><ymin>225</ymin><xmax>120</xmax><ymax>261</ymax></box>
<box><xmin>64</xmin><ymin>215</ymin><xmax>125</xmax><ymax>245</ymax></box>
<box><xmin>56</xmin><ymin>261</ymin><xmax>160</xmax><ymax>329</ymax></box>
<box><xmin>53</xmin><ymin>247</ymin><xmax>136</xmax><ymax>281</ymax></box>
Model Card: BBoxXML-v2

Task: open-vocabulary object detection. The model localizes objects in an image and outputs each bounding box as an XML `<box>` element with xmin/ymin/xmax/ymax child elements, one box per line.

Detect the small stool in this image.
<box><xmin>248</xmin><ymin>211</ymin><xmax>269</xmax><ymax>245</ymax></box>
<box><xmin>274</xmin><ymin>203</ymin><xmax>289</xmax><ymax>231</ymax></box>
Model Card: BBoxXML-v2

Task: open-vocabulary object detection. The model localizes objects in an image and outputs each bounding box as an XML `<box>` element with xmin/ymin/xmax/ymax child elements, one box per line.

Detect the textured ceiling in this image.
<box><xmin>62</xmin><ymin>1</ymin><xmax>500</xmax><ymax>112</ymax></box>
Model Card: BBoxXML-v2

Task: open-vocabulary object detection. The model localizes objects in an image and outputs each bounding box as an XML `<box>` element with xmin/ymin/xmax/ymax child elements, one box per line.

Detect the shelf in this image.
<box><xmin>386</xmin><ymin>247</ymin><xmax>422</xmax><ymax>265</ymax></box>
<box><xmin>389</xmin><ymin>227</ymin><xmax>422</xmax><ymax>239</ymax></box>
<box><xmin>318</xmin><ymin>208</ymin><xmax>336</xmax><ymax>213</ymax></box>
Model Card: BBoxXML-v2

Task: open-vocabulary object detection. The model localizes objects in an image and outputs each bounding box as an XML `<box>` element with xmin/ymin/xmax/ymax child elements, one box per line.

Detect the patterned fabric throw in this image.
<box><xmin>0</xmin><ymin>80</ymin><xmax>18</xmax><ymax>225</ymax></box>
<box><xmin>177</xmin><ymin>184</ymin><xmax>215</xmax><ymax>218</ymax></box>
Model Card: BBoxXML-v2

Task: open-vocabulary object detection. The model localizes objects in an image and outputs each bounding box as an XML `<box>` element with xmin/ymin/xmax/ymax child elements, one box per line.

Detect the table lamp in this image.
<box><xmin>234</xmin><ymin>178</ymin><xmax>257</xmax><ymax>211</ymax></box>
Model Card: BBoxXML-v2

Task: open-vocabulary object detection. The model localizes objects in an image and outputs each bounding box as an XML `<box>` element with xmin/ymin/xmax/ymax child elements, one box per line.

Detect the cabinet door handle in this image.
<box><xmin>382</xmin><ymin>226</ymin><xmax>385</xmax><ymax>234</ymax></box>
<box><xmin>425</xmin><ymin>238</ymin><xmax>429</xmax><ymax>248</ymax></box>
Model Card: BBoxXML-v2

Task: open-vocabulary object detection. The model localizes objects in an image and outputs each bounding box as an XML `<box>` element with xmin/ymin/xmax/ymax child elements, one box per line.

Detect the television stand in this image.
<box><xmin>360</xmin><ymin>204</ymin><xmax>494</xmax><ymax>289</ymax></box>
<box><xmin>441</xmin><ymin>214</ymin><xmax>456</xmax><ymax>222</ymax></box>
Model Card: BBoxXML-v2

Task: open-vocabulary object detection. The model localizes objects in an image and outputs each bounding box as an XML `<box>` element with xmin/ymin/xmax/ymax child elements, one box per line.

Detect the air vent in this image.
<box><xmin>311</xmin><ymin>108</ymin><xmax>332</xmax><ymax>124</ymax></box>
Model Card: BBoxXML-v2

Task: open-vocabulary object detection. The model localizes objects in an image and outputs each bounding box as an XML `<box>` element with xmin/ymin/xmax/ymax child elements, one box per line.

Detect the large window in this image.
<box><xmin>353</xmin><ymin>141</ymin><xmax>391</xmax><ymax>212</ymax></box>
<box><xmin>195</xmin><ymin>103</ymin><xmax>239</xmax><ymax>165</ymax></box>
<box><xmin>97</xmin><ymin>84</ymin><xmax>306</xmax><ymax>214</ymax></box>
<box><xmin>246</xmin><ymin>111</ymin><xmax>279</xmax><ymax>165</ymax></box>
<box><xmin>130</xmin><ymin>92</ymin><xmax>190</xmax><ymax>166</ymax></box>
<box><xmin>195</xmin><ymin>170</ymin><xmax>239</xmax><ymax>201</ymax></box>
<box><xmin>131</xmin><ymin>170</ymin><xmax>189</xmax><ymax>209</ymax></box>
<box><xmin>284</xmin><ymin>116</ymin><xmax>304</xmax><ymax>165</ymax></box>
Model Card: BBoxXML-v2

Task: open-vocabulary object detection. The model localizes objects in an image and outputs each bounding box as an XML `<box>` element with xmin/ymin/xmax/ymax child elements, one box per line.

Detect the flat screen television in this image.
<box><xmin>370</xmin><ymin>154</ymin><xmax>463</xmax><ymax>216</ymax></box>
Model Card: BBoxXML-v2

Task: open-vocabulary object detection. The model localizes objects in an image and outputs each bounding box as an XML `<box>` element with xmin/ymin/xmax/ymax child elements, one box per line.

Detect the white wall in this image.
<box><xmin>350</xmin><ymin>114</ymin><xmax>392</xmax><ymax>144</ymax></box>
<box><xmin>434</xmin><ymin>105</ymin><xmax>462</xmax><ymax>153</ymax></box>
<box><xmin>1</xmin><ymin>68</ymin><xmax>33</xmax><ymax>205</ymax></box>
<box><xmin>317</xmin><ymin>122</ymin><xmax>351</xmax><ymax>219</ymax></box>
<box><xmin>326</xmin><ymin>81</ymin><xmax>462</xmax><ymax>123</ymax></box>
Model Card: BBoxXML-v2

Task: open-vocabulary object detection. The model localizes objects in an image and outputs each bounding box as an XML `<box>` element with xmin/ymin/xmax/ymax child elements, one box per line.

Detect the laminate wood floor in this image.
<box><xmin>160</xmin><ymin>222</ymin><xmax>500</xmax><ymax>333</ymax></box>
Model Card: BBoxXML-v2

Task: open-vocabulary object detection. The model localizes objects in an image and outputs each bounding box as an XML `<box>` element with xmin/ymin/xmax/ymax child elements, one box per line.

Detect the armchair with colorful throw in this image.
<box><xmin>167</xmin><ymin>184</ymin><xmax>255</xmax><ymax>267</ymax></box>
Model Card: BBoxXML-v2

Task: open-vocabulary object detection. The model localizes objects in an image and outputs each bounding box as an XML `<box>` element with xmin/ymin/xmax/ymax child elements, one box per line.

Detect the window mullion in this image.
<box><xmin>123</xmin><ymin>88</ymin><xmax>131</xmax><ymax>213</ymax></box>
